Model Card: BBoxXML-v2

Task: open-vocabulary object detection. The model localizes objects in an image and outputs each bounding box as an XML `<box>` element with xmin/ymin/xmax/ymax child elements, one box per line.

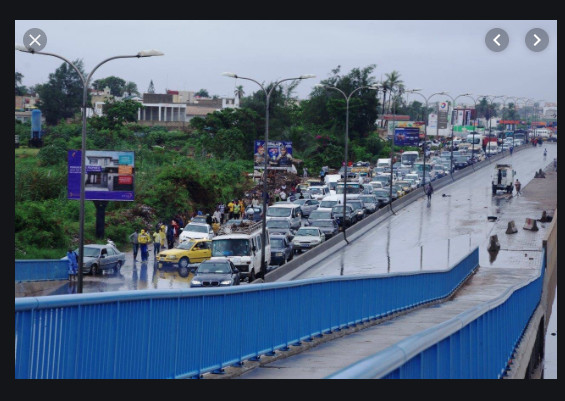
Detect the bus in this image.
<box><xmin>400</xmin><ymin>151</ymin><xmax>419</xmax><ymax>167</ymax></box>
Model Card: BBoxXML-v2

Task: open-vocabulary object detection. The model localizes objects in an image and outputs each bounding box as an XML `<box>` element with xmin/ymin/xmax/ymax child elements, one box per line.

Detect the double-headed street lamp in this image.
<box><xmin>405</xmin><ymin>89</ymin><xmax>446</xmax><ymax>187</ymax></box>
<box><xmin>222</xmin><ymin>72</ymin><xmax>315</xmax><ymax>278</ymax></box>
<box><xmin>315</xmin><ymin>83</ymin><xmax>380</xmax><ymax>242</ymax></box>
<box><xmin>441</xmin><ymin>93</ymin><xmax>472</xmax><ymax>174</ymax></box>
<box><xmin>16</xmin><ymin>45</ymin><xmax>164</xmax><ymax>293</ymax></box>
<box><xmin>479</xmin><ymin>94</ymin><xmax>505</xmax><ymax>156</ymax></box>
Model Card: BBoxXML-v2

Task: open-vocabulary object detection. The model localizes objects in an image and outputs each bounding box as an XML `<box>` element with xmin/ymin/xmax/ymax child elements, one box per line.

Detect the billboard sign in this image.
<box><xmin>394</xmin><ymin>127</ymin><xmax>420</xmax><ymax>146</ymax></box>
<box><xmin>254</xmin><ymin>140</ymin><xmax>293</xmax><ymax>169</ymax></box>
<box><xmin>438</xmin><ymin>102</ymin><xmax>449</xmax><ymax>129</ymax></box>
<box><xmin>68</xmin><ymin>150</ymin><xmax>135</xmax><ymax>201</ymax></box>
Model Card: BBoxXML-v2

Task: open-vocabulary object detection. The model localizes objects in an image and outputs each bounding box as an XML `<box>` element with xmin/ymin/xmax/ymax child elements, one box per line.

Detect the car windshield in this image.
<box><xmin>267</xmin><ymin>220</ymin><xmax>290</xmax><ymax>229</ymax></box>
<box><xmin>296</xmin><ymin>228</ymin><xmax>320</xmax><ymax>236</ymax></box>
<box><xmin>336</xmin><ymin>184</ymin><xmax>362</xmax><ymax>194</ymax></box>
<box><xmin>197</xmin><ymin>262</ymin><xmax>231</xmax><ymax>274</ymax></box>
<box><xmin>211</xmin><ymin>239</ymin><xmax>250</xmax><ymax>257</ymax></box>
<box><xmin>267</xmin><ymin>207</ymin><xmax>291</xmax><ymax>217</ymax></box>
<box><xmin>332</xmin><ymin>206</ymin><xmax>352</xmax><ymax>214</ymax></box>
<box><xmin>360</xmin><ymin>196</ymin><xmax>376</xmax><ymax>203</ymax></box>
<box><xmin>349</xmin><ymin>201</ymin><xmax>363</xmax><ymax>208</ymax></box>
<box><xmin>270</xmin><ymin>238</ymin><xmax>285</xmax><ymax>248</ymax></box>
<box><xmin>312</xmin><ymin>220</ymin><xmax>335</xmax><ymax>227</ymax></box>
<box><xmin>320</xmin><ymin>200</ymin><xmax>339</xmax><ymax>208</ymax></box>
<box><xmin>309</xmin><ymin>211</ymin><xmax>332</xmax><ymax>220</ymax></box>
<box><xmin>177</xmin><ymin>241</ymin><xmax>197</xmax><ymax>250</ymax></box>
<box><xmin>184</xmin><ymin>224</ymin><xmax>208</xmax><ymax>233</ymax></box>
<box><xmin>309</xmin><ymin>187</ymin><xmax>323</xmax><ymax>194</ymax></box>
<box><xmin>81</xmin><ymin>246</ymin><xmax>101</xmax><ymax>258</ymax></box>
<box><xmin>374</xmin><ymin>190</ymin><xmax>389</xmax><ymax>197</ymax></box>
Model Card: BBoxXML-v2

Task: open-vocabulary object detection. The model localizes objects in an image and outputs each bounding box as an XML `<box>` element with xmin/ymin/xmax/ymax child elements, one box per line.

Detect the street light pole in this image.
<box><xmin>16</xmin><ymin>45</ymin><xmax>163</xmax><ymax>293</ymax></box>
<box><xmin>440</xmin><ymin>93</ymin><xmax>471</xmax><ymax>177</ymax></box>
<box><xmin>315</xmin><ymin>83</ymin><xmax>380</xmax><ymax>242</ymax></box>
<box><xmin>222</xmin><ymin>72</ymin><xmax>315</xmax><ymax>279</ymax></box>
<box><xmin>405</xmin><ymin>89</ymin><xmax>445</xmax><ymax>187</ymax></box>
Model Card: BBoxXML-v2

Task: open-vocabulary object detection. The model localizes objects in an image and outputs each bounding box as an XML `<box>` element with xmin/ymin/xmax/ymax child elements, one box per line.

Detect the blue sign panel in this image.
<box><xmin>68</xmin><ymin>150</ymin><xmax>135</xmax><ymax>201</ymax></box>
<box><xmin>254</xmin><ymin>140</ymin><xmax>293</xmax><ymax>169</ymax></box>
<box><xmin>394</xmin><ymin>127</ymin><xmax>420</xmax><ymax>146</ymax></box>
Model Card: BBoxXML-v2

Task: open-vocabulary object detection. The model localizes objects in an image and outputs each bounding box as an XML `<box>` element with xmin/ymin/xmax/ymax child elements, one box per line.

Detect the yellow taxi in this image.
<box><xmin>156</xmin><ymin>239</ymin><xmax>212</xmax><ymax>277</ymax></box>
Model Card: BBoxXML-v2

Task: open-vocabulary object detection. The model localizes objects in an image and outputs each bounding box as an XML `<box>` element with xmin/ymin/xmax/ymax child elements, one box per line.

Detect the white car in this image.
<box><xmin>179</xmin><ymin>222</ymin><xmax>215</xmax><ymax>243</ymax></box>
<box><xmin>292</xmin><ymin>227</ymin><xmax>325</xmax><ymax>253</ymax></box>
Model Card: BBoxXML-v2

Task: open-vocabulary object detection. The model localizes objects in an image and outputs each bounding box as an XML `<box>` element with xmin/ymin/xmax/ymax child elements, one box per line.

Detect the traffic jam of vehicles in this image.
<box><xmin>71</xmin><ymin>131</ymin><xmax>533</xmax><ymax>288</ymax></box>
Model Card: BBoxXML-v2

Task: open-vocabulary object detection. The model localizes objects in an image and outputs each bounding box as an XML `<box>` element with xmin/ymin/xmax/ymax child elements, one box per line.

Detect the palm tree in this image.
<box><xmin>234</xmin><ymin>85</ymin><xmax>245</xmax><ymax>102</ymax></box>
<box><xmin>384</xmin><ymin>71</ymin><xmax>403</xmax><ymax>115</ymax></box>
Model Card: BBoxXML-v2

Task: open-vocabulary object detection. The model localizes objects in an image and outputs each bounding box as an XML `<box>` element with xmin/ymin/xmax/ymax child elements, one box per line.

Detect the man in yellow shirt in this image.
<box><xmin>227</xmin><ymin>200</ymin><xmax>235</xmax><ymax>220</ymax></box>
<box><xmin>138</xmin><ymin>229</ymin><xmax>151</xmax><ymax>262</ymax></box>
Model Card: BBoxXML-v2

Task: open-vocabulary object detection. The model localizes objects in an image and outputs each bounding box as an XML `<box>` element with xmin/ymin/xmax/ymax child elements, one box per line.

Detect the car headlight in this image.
<box><xmin>357</xmin><ymin>211</ymin><xmax>363</xmax><ymax>215</ymax></box>
<box><xmin>220</xmin><ymin>280</ymin><xmax>232</xmax><ymax>285</ymax></box>
<box><xmin>191</xmin><ymin>279</ymin><xmax>202</xmax><ymax>285</ymax></box>
<box><xmin>276</xmin><ymin>252</ymin><xmax>283</xmax><ymax>256</ymax></box>
<box><xmin>166</xmin><ymin>255</ymin><xmax>177</xmax><ymax>260</ymax></box>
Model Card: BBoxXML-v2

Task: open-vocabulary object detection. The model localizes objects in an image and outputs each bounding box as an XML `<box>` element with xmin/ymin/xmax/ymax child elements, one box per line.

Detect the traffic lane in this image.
<box><xmin>293</xmin><ymin>144</ymin><xmax>556</xmax><ymax>279</ymax></box>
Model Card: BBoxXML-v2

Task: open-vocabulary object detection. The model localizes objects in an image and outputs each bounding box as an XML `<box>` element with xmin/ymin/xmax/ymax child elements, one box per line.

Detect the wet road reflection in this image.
<box><xmin>293</xmin><ymin>145</ymin><xmax>556</xmax><ymax>280</ymax></box>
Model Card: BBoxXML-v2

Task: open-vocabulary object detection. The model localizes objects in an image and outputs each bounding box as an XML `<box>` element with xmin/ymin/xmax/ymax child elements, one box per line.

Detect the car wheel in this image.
<box><xmin>179</xmin><ymin>257</ymin><xmax>190</xmax><ymax>269</ymax></box>
<box><xmin>114</xmin><ymin>261</ymin><xmax>122</xmax><ymax>274</ymax></box>
<box><xmin>91</xmin><ymin>264</ymin><xmax>99</xmax><ymax>275</ymax></box>
<box><xmin>178</xmin><ymin>265</ymin><xmax>190</xmax><ymax>278</ymax></box>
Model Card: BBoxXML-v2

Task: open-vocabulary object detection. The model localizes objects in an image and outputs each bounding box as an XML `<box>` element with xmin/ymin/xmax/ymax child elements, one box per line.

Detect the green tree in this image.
<box><xmin>124</xmin><ymin>81</ymin><xmax>140</xmax><ymax>97</ymax></box>
<box><xmin>90</xmin><ymin>99</ymin><xmax>142</xmax><ymax>129</ymax></box>
<box><xmin>92</xmin><ymin>76</ymin><xmax>127</xmax><ymax>97</ymax></box>
<box><xmin>15</xmin><ymin>71</ymin><xmax>27</xmax><ymax>95</ymax></box>
<box><xmin>35</xmin><ymin>59</ymin><xmax>87</xmax><ymax>125</ymax></box>
<box><xmin>234</xmin><ymin>85</ymin><xmax>245</xmax><ymax>102</ymax></box>
<box><xmin>302</xmin><ymin>65</ymin><xmax>380</xmax><ymax>142</ymax></box>
<box><xmin>382</xmin><ymin>70</ymin><xmax>404</xmax><ymax>116</ymax></box>
<box><xmin>195</xmin><ymin>89</ymin><xmax>210</xmax><ymax>97</ymax></box>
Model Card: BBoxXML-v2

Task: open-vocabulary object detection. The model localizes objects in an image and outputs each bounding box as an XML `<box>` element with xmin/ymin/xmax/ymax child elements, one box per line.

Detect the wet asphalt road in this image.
<box><xmin>41</xmin><ymin>144</ymin><xmax>556</xmax><ymax>296</ymax></box>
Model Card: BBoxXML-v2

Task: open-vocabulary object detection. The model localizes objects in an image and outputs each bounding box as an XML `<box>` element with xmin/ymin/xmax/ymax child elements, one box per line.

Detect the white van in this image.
<box><xmin>308</xmin><ymin>185</ymin><xmax>330</xmax><ymax>200</ymax></box>
<box><xmin>266</xmin><ymin>203</ymin><xmax>303</xmax><ymax>230</ymax></box>
<box><xmin>376</xmin><ymin>158</ymin><xmax>391</xmax><ymax>170</ymax></box>
<box><xmin>211</xmin><ymin>222</ymin><xmax>269</xmax><ymax>282</ymax></box>
<box><xmin>317</xmin><ymin>194</ymin><xmax>343</xmax><ymax>212</ymax></box>
<box><xmin>324</xmin><ymin>174</ymin><xmax>341</xmax><ymax>195</ymax></box>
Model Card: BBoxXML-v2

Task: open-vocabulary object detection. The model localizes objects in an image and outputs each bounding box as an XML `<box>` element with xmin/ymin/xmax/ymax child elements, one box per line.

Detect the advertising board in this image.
<box><xmin>68</xmin><ymin>150</ymin><xmax>135</xmax><ymax>201</ymax></box>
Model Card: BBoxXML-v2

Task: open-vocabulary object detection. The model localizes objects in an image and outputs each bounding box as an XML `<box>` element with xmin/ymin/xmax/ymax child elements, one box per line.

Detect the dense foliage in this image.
<box><xmin>15</xmin><ymin>64</ymin><xmax>426</xmax><ymax>259</ymax></box>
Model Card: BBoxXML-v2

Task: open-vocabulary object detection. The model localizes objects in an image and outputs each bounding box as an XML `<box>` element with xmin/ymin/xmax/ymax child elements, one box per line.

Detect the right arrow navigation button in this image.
<box><xmin>525</xmin><ymin>28</ymin><xmax>549</xmax><ymax>52</ymax></box>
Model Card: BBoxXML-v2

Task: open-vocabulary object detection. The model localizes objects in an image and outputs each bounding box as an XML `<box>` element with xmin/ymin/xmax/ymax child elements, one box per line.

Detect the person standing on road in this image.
<box><xmin>129</xmin><ymin>230</ymin><xmax>139</xmax><ymax>261</ymax></box>
<box><xmin>514</xmin><ymin>179</ymin><xmax>522</xmax><ymax>196</ymax></box>
<box><xmin>425</xmin><ymin>182</ymin><xmax>434</xmax><ymax>203</ymax></box>
<box><xmin>138</xmin><ymin>229</ymin><xmax>151</xmax><ymax>262</ymax></box>
<box><xmin>233</xmin><ymin>200</ymin><xmax>241</xmax><ymax>220</ymax></box>
<box><xmin>159</xmin><ymin>225</ymin><xmax>166</xmax><ymax>251</ymax></box>
<box><xmin>227</xmin><ymin>200</ymin><xmax>234</xmax><ymax>220</ymax></box>
<box><xmin>152</xmin><ymin>230</ymin><xmax>161</xmax><ymax>258</ymax></box>
<box><xmin>166</xmin><ymin>221</ymin><xmax>175</xmax><ymax>250</ymax></box>
<box><xmin>67</xmin><ymin>249</ymin><xmax>78</xmax><ymax>281</ymax></box>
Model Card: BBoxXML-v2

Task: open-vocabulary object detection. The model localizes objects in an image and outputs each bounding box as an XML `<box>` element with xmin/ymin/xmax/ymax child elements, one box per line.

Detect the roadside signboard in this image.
<box><xmin>254</xmin><ymin>140</ymin><xmax>293</xmax><ymax>169</ymax></box>
<box><xmin>68</xmin><ymin>150</ymin><xmax>135</xmax><ymax>201</ymax></box>
<box><xmin>394</xmin><ymin>127</ymin><xmax>420</xmax><ymax>146</ymax></box>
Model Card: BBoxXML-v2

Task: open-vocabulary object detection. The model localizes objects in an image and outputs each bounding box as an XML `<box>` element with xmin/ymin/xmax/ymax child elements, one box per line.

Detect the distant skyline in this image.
<box><xmin>15</xmin><ymin>20</ymin><xmax>557</xmax><ymax>106</ymax></box>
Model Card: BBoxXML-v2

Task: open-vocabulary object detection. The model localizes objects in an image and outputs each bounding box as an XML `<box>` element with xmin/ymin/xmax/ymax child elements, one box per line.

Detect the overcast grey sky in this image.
<box><xmin>15</xmin><ymin>20</ymin><xmax>557</xmax><ymax>106</ymax></box>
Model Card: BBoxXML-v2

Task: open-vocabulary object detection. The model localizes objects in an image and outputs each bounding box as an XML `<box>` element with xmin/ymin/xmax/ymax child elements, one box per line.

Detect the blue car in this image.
<box><xmin>269</xmin><ymin>234</ymin><xmax>294</xmax><ymax>265</ymax></box>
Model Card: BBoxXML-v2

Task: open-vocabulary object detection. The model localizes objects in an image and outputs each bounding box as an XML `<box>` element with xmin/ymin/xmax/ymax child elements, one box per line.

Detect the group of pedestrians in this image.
<box><xmin>129</xmin><ymin>224</ymin><xmax>168</xmax><ymax>262</ymax></box>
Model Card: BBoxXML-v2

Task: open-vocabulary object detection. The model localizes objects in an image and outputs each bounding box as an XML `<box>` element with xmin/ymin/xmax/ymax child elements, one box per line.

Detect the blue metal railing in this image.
<box><xmin>15</xmin><ymin>260</ymin><xmax>69</xmax><ymax>282</ymax></box>
<box><xmin>14</xmin><ymin>248</ymin><xmax>478</xmax><ymax>379</ymax></box>
<box><xmin>326</xmin><ymin>250</ymin><xmax>545</xmax><ymax>379</ymax></box>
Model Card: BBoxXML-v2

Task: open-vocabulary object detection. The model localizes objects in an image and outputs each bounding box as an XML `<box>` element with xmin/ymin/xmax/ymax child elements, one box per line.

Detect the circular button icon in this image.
<box><xmin>485</xmin><ymin>28</ymin><xmax>509</xmax><ymax>52</ymax></box>
<box><xmin>525</xmin><ymin>28</ymin><xmax>549</xmax><ymax>52</ymax></box>
<box><xmin>23</xmin><ymin>28</ymin><xmax>47</xmax><ymax>52</ymax></box>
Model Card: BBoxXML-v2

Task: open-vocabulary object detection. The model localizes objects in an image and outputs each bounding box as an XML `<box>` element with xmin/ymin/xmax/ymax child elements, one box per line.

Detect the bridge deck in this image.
<box><xmin>205</xmin><ymin>162</ymin><xmax>556</xmax><ymax>379</ymax></box>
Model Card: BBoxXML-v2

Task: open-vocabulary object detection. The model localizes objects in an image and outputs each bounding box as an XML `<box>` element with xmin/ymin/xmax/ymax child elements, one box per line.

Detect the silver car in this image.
<box><xmin>293</xmin><ymin>198</ymin><xmax>319</xmax><ymax>217</ymax></box>
<box><xmin>62</xmin><ymin>243</ymin><xmax>126</xmax><ymax>275</ymax></box>
<box><xmin>359</xmin><ymin>195</ymin><xmax>378</xmax><ymax>214</ymax></box>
